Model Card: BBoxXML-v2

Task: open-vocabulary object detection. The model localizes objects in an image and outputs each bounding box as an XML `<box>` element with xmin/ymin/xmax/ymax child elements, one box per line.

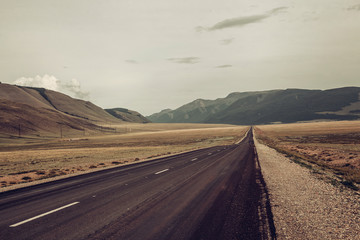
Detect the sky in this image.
<box><xmin>1</xmin><ymin>0</ymin><xmax>360</xmax><ymax>116</ymax></box>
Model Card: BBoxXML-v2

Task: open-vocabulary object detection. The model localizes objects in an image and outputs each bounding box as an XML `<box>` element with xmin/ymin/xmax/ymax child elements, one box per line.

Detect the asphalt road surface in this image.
<box><xmin>0</xmin><ymin>129</ymin><xmax>276</xmax><ymax>240</ymax></box>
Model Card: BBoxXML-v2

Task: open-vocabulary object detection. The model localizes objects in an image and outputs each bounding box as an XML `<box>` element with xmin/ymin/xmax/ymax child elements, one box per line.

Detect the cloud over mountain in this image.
<box><xmin>14</xmin><ymin>75</ymin><xmax>89</xmax><ymax>99</ymax></box>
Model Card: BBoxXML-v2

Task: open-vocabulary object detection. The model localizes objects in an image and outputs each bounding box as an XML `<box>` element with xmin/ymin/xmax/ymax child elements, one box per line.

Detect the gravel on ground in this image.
<box><xmin>254</xmin><ymin>136</ymin><xmax>360</xmax><ymax>240</ymax></box>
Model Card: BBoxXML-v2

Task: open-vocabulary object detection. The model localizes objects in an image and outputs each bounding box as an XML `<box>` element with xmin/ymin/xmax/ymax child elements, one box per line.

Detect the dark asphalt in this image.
<box><xmin>0</xmin><ymin>129</ymin><xmax>276</xmax><ymax>240</ymax></box>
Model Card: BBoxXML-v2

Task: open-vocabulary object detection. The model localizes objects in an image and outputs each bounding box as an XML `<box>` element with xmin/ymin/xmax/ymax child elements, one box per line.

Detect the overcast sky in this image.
<box><xmin>1</xmin><ymin>0</ymin><xmax>360</xmax><ymax>115</ymax></box>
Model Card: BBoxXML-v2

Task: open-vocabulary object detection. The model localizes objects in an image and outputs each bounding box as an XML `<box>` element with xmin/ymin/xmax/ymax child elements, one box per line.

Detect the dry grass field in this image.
<box><xmin>255</xmin><ymin>121</ymin><xmax>360</xmax><ymax>190</ymax></box>
<box><xmin>0</xmin><ymin>123</ymin><xmax>248</xmax><ymax>189</ymax></box>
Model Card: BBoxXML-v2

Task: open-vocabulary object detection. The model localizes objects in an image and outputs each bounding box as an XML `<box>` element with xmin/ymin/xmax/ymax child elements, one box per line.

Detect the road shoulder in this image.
<box><xmin>254</xmin><ymin>136</ymin><xmax>360</xmax><ymax>239</ymax></box>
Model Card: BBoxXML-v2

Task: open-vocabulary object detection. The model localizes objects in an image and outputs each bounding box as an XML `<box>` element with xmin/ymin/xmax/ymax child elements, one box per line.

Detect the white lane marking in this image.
<box><xmin>9</xmin><ymin>202</ymin><xmax>80</xmax><ymax>228</ymax></box>
<box><xmin>208</xmin><ymin>153</ymin><xmax>212</xmax><ymax>155</ymax></box>
<box><xmin>191</xmin><ymin>158</ymin><xmax>198</xmax><ymax>161</ymax></box>
<box><xmin>155</xmin><ymin>169</ymin><xmax>169</xmax><ymax>175</ymax></box>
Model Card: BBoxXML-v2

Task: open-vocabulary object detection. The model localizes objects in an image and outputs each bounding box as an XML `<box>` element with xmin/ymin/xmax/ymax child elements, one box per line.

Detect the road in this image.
<box><xmin>0</xmin><ymin>129</ymin><xmax>276</xmax><ymax>240</ymax></box>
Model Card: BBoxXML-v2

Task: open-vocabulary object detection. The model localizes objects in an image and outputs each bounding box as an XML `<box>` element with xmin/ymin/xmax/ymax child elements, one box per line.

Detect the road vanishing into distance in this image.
<box><xmin>0</xmin><ymin>129</ymin><xmax>276</xmax><ymax>240</ymax></box>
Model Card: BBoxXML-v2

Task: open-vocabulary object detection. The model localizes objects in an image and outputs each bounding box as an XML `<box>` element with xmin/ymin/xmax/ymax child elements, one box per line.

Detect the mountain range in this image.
<box><xmin>148</xmin><ymin>87</ymin><xmax>360</xmax><ymax>125</ymax></box>
<box><xmin>2</xmin><ymin>83</ymin><xmax>359</xmax><ymax>138</ymax></box>
<box><xmin>0</xmin><ymin>83</ymin><xmax>149</xmax><ymax>137</ymax></box>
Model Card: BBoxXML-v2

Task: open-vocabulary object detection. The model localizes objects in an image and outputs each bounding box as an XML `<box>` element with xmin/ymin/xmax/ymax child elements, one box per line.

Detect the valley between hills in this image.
<box><xmin>1</xmin><ymin>83</ymin><xmax>360</xmax><ymax>239</ymax></box>
<box><xmin>1</xmin><ymin>83</ymin><xmax>360</xmax><ymax>192</ymax></box>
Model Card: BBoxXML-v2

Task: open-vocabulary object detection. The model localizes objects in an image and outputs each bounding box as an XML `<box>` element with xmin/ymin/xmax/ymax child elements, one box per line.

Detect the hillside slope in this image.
<box><xmin>35</xmin><ymin>88</ymin><xmax>118</xmax><ymax>123</ymax></box>
<box><xmin>148</xmin><ymin>87</ymin><xmax>360</xmax><ymax>125</ymax></box>
<box><xmin>147</xmin><ymin>90</ymin><xmax>279</xmax><ymax>123</ymax></box>
<box><xmin>105</xmin><ymin>108</ymin><xmax>150</xmax><ymax>123</ymax></box>
<box><xmin>0</xmin><ymin>83</ymin><xmax>54</xmax><ymax>109</ymax></box>
<box><xmin>0</xmin><ymin>99</ymin><xmax>99</xmax><ymax>137</ymax></box>
<box><xmin>0</xmin><ymin>83</ymin><xmax>145</xmax><ymax>137</ymax></box>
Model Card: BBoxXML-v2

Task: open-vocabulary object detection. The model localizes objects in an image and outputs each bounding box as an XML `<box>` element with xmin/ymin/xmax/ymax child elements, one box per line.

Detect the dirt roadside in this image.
<box><xmin>254</xmin><ymin>136</ymin><xmax>360</xmax><ymax>239</ymax></box>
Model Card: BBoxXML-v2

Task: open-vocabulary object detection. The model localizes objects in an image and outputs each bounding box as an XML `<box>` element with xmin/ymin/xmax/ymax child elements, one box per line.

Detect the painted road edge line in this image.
<box><xmin>191</xmin><ymin>158</ymin><xmax>198</xmax><ymax>161</ymax></box>
<box><xmin>9</xmin><ymin>202</ymin><xmax>80</xmax><ymax>227</ymax></box>
<box><xmin>155</xmin><ymin>169</ymin><xmax>169</xmax><ymax>175</ymax></box>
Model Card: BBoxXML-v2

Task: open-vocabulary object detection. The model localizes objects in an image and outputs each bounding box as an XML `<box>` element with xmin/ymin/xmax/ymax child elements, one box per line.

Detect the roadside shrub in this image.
<box><xmin>48</xmin><ymin>170</ymin><xmax>59</xmax><ymax>178</ymax></box>
<box><xmin>341</xmin><ymin>180</ymin><xmax>359</xmax><ymax>191</ymax></box>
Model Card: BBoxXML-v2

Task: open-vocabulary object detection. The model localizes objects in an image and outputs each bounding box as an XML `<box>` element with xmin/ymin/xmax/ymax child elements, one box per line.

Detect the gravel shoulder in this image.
<box><xmin>254</xmin><ymin>135</ymin><xmax>360</xmax><ymax>240</ymax></box>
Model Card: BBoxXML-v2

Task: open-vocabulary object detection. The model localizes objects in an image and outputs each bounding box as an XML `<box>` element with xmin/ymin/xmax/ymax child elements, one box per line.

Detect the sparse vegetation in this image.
<box><xmin>255</xmin><ymin>120</ymin><xmax>360</xmax><ymax>191</ymax></box>
<box><xmin>0</xmin><ymin>123</ymin><xmax>247</xmax><ymax>189</ymax></box>
<box><xmin>340</xmin><ymin>180</ymin><xmax>359</xmax><ymax>191</ymax></box>
<box><xmin>35</xmin><ymin>170</ymin><xmax>46</xmax><ymax>175</ymax></box>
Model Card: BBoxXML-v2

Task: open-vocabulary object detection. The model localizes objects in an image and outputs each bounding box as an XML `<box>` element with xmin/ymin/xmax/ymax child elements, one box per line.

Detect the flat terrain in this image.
<box><xmin>0</xmin><ymin>123</ymin><xmax>247</xmax><ymax>189</ymax></box>
<box><xmin>255</xmin><ymin>120</ymin><xmax>360</xmax><ymax>189</ymax></box>
<box><xmin>0</xmin><ymin>130</ymin><xmax>275</xmax><ymax>240</ymax></box>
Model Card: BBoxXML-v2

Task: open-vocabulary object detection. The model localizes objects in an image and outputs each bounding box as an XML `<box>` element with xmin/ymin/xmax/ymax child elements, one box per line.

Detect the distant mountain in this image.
<box><xmin>0</xmin><ymin>83</ymin><xmax>146</xmax><ymax>137</ymax></box>
<box><xmin>105</xmin><ymin>108</ymin><xmax>150</xmax><ymax>123</ymax></box>
<box><xmin>148</xmin><ymin>87</ymin><xmax>360</xmax><ymax>125</ymax></box>
<box><xmin>147</xmin><ymin>91</ymin><xmax>278</xmax><ymax>123</ymax></box>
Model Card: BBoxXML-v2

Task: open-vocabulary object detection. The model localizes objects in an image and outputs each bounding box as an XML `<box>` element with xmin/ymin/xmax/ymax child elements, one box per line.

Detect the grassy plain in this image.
<box><xmin>0</xmin><ymin>123</ymin><xmax>248</xmax><ymax>189</ymax></box>
<box><xmin>255</xmin><ymin>121</ymin><xmax>360</xmax><ymax>190</ymax></box>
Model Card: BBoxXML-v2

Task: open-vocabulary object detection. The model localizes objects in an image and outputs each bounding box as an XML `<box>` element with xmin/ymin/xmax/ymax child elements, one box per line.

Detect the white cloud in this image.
<box><xmin>62</xmin><ymin>78</ymin><xmax>90</xmax><ymax>99</ymax></box>
<box><xmin>15</xmin><ymin>75</ymin><xmax>59</xmax><ymax>91</ymax></box>
<box><xmin>14</xmin><ymin>75</ymin><xmax>89</xmax><ymax>99</ymax></box>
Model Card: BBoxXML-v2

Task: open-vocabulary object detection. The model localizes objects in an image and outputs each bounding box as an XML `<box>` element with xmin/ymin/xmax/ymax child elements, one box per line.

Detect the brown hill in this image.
<box><xmin>0</xmin><ymin>83</ymin><xmax>53</xmax><ymax>109</ymax></box>
<box><xmin>0</xmin><ymin>99</ymin><xmax>99</xmax><ymax>137</ymax></box>
<box><xmin>34</xmin><ymin>88</ymin><xmax>118</xmax><ymax>123</ymax></box>
<box><xmin>105</xmin><ymin>108</ymin><xmax>150</xmax><ymax>123</ymax></box>
<box><xmin>0</xmin><ymin>83</ymin><xmax>144</xmax><ymax>138</ymax></box>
